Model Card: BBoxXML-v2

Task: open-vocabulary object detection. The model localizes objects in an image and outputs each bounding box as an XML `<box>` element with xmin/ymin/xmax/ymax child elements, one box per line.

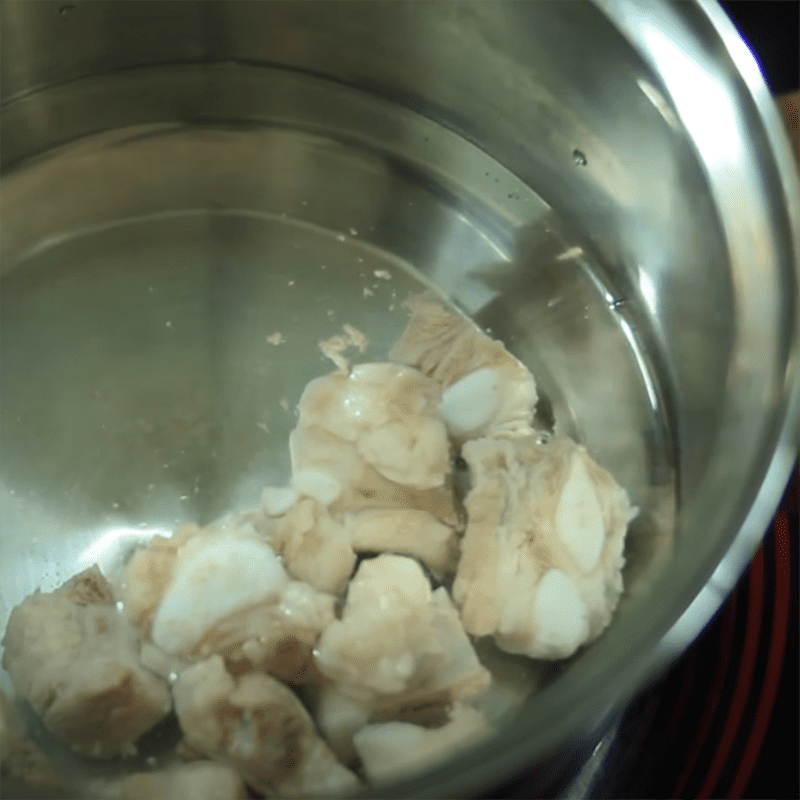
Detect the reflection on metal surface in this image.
<box><xmin>637</xmin><ymin>270</ymin><xmax>658</xmax><ymax>318</ymax></box>
<box><xmin>640</xmin><ymin>23</ymin><xmax>743</xmax><ymax>166</ymax></box>
<box><xmin>0</xmin><ymin>0</ymin><xmax>798</xmax><ymax>797</ymax></box>
<box><xmin>560</xmin><ymin>719</ymin><xmax>621</xmax><ymax>799</ymax></box>
<box><xmin>636</xmin><ymin>78</ymin><xmax>680</xmax><ymax>130</ymax></box>
<box><xmin>77</xmin><ymin>527</ymin><xmax>173</xmax><ymax>574</ymax></box>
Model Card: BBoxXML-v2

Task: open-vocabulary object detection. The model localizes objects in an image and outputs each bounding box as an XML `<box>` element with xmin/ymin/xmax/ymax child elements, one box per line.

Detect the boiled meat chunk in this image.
<box><xmin>453</xmin><ymin>435</ymin><xmax>637</xmax><ymax>659</ymax></box>
<box><xmin>173</xmin><ymin>655</ymin><xmax>359</xmax><ymax>797</ymax></box>
<box><xmin>314</xmin><ymin>555</ymin><xmax>490</xmax><ymax>721</ymax></box>
<box><xmin>289</xmin><ymin>424</ymin><xmax>460</xmax><ymax>525</ymax></box>
<box><xmin>196</xmin><ymin>578</ymin><xmax>335</xmax><ymax>685</ymax></box>
<box><xmin>1</xmin><ymin>567</ymin><xmax>171</xmax><ymax>757</ymax></box>
<box><xmin>389</xmin><ymin>291</ymin><xmax>538</xmax><ymax>440</ymax></box>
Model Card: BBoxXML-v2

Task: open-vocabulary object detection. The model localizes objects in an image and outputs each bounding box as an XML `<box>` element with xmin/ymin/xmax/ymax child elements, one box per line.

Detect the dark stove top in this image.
<box><xmin>482</xmin><ymin>465</ymin><xmax>797</xmax><ymax>800</ymax></box>
<box><xmin>586</xmin><ymin>469</ymin><xmax>798</xmax><ymax>800</ymax></box>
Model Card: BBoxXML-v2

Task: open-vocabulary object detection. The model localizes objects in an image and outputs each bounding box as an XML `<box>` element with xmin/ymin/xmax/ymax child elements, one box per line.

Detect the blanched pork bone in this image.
<box><xmin>453</xmin><ymin>435</ymin><xmax>637</xmax><ymax>659</ymax></box>
<box><xmin>314</xmin><ymin>555</ymin><xmax>490</xmax><ymax>720</ymax></box>
<box><xmin>1</xmin><ymin>568</ymin><xmax>171</xmax><ymax>758</ymax></box>
<box><xmin>389</xmin><ymin>291</ymin><xmax>538</xmax><ymax>440</ymax></box>
<box><xmin>122</xmin><ymin>524</ymin><xmax>336</xmax><ymax>684</ymax></box>
<box><xmin>173</xmin><ymin>656</ymin><xmax>359</xmax><ymax>798</ymax></box>
<box><xmin>290</xmin><ymin>363</ymin><xmax>460</xmax><ymax>526</ymax></box>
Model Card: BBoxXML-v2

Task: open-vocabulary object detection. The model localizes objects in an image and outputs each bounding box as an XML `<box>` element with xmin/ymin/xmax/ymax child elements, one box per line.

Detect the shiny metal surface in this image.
<box><xmin>1</xmin><ymin>1</ymin><xmax>798</xmax><ymax>797</ymax></box>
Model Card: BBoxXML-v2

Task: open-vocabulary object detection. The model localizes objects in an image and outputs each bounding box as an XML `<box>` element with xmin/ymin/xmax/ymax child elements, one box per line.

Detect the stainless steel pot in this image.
<box><xmin>1</xmin><ymin>1</ymin><xmax>798</xmax><ymax>797</ymax></box>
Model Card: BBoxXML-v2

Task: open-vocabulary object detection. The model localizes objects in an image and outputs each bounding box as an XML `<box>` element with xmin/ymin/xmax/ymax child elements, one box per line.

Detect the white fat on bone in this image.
<box><xmin>151</xmin><ymin>536</ymin><xmax>289</xmax><ymax>655</ymax></box>
<box><xmin>353</xmin><ymin>704</ymin><xmax>490</xmax><ymax>784</ymax></box>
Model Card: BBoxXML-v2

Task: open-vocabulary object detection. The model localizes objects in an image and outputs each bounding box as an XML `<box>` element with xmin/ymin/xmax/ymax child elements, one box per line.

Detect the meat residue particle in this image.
<box><xmin>318</xmin><ymin>324</ymin><xmax>370</xmax><ymax>372</ymax></box>
<box><xmin>266</xmin><ymin>332</ymin><xmax>286</xmax><ymax>346</ymax></box>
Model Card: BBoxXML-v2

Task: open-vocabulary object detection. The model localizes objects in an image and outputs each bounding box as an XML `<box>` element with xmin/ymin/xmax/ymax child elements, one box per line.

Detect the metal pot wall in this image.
<box><xmin>1</xmin><ymin>1</ymin><xmax>798</xmax><ymax>797</ymax></box>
